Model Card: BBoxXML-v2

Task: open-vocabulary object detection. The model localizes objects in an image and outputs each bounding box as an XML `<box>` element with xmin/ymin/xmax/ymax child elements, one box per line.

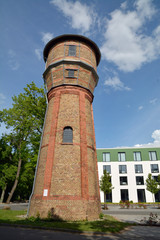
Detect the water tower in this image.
<box><xmin>28</xmin><ymin>34</ymin><xmax>101</xmax><ymax>220</ymax></box>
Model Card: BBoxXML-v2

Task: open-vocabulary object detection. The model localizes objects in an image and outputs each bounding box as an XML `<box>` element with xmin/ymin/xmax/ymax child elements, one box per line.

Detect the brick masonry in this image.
<box><xmin>28</xmin><ymin>35</ymin><xmax>101</xmax><ymax>220</ymax></box>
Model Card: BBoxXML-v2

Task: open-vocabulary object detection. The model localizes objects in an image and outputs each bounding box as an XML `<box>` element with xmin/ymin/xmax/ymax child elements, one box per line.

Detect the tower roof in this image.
<box><xmin>43</xmin><ymin>34</ymin><xmax>101</xmax><ymax>66</ymax></box>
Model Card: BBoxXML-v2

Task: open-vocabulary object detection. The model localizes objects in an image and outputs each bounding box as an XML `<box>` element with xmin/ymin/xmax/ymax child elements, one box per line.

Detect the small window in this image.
<box><xmin>134</xmin><ymin>152</ymin><xmax>141</xmax><ymax>161</ymax></box>
<box><xmin>151</xmin><ymin>164</ymin><xmax>159</xmax><ymax>173</ymax></box>
<box><xmin>119</xmin><ymin>165</ymin><xmax>127</xmax><ymax>174</ymax></box>
<box><xmin>136</xmin><ymin>176</ymin><xmax>144</xmax><ymax>185</ymax></box>
<box><xmin>103</xmin><ymin>153</ymin><xmax>110</xmax><ymax>162</ymax></box>
<box><xmin>63</xmin><ymin>126</ymin><xmax>73</xmax><ymax>143</ymax></box>
<box><xmin>118</xmin><ymin>152</ymin><xmax>126</xmax><ymax>162</ymax></box>
<box><xmin>67</xmin><ymin>69</ymin><xmax>75</xmax><ymax>78</ymax></box>
<box><xmin>68</xmin><ymin>45</ymin><xmax>76</xmax><ymax>56</ymax></box>
<box><xmin>120</xmin><ymin>176</ymin><xmax>128</xmax><ymax>185</ymax></box>
<box><xmin>103</xmin><ymin>165</ymin><xmax>111</xmax><ymax>174</ymax></box>
<box><xmin>149</xmin><ymin>151</ymin><xmax>157</xmax><ymax>161</ymax></box>
<box><xmin>135</xmin><ymin>164</ymin><xmax>143</xmax><ymax>173</ymax></box>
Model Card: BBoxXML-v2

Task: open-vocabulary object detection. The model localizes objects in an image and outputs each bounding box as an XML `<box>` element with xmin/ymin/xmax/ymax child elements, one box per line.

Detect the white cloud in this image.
<box><xmin>0</xmin><ymin>93</ymin><xmax>6</xmax><ymax>105</ymax></box>
<box><xmin>134</xmin><ymin>129</ymin><xmax>160</xmax><ymax>148</ymax></box>
<box><xmin>41</xmin><ymin>32</ymin><xmax>54</xmax><ymax>44</ymax></box>
<box><xmin>150</xmin><ymin>98</ymin><xmax>158</xmax><ymax>104</ymax></box>
<box><xmin>101</xmin><ymin>0</ymin><xmax>160</xmax><ymax>72</ymax></box>
<box><xmin>8</xmin><ymin>49</ymin><xmax>20</xmax><ymax>70</ymax></box>
<box><xmin>104</xmin><ymin>76</ymin><xmax>131</xmax><ymax>91</ymax></box>
<box><xmin>35</xmin><ymin>48</ymin><xmax>42</xmax><ymax>60</ymax></box>
<box><xmin>50</xmin><ymin>0</ymin><xmax>96</xmax><ymax>34</ymax></box>
<box><xmin>138</xmin><ymin>105</ymin><xmax>143</xmax><ymax>110</ymax></box>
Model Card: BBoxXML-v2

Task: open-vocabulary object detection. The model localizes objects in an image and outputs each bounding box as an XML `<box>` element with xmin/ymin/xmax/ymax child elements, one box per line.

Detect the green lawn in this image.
<box><xmin>0</xmin><ymin>209</ymin><xmax>131</xmax><ymax>233</ymax></box>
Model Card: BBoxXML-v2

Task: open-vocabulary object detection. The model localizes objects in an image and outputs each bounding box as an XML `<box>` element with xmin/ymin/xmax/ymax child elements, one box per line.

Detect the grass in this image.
<box><xmin>0</xmin><ymin>209</ymin><xmax>131</xmax><ymax>233</ymax></box>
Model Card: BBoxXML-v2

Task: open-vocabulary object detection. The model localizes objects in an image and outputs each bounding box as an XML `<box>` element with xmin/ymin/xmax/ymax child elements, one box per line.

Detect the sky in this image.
<box><xmin>0</xmin><ymin>0</ymin><xmax>160</xmax><ymax>148</ymax></box>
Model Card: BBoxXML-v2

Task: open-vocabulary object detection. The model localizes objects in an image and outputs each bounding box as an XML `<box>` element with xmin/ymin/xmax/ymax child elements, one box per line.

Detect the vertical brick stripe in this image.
<box><xmin>43</xmin><ymin>91</ymin><xmax>60</xmax><ymax>195</ymax></box>
<box><xmin>79</xmin><ymin>91</ymin><xmax>89</xmax><ymax>200</ymax></box>
<box><xmin>91</xmin><ymin>104</ymin><xmax>100</xmax><ymax>200</ymax></box>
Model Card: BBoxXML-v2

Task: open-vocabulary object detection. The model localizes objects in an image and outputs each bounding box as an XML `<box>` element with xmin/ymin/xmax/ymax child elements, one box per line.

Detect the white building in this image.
<box><xmin>97</xmin><ymin>147</ymin><xmax>160</xmax><ymax>203</ymax></box>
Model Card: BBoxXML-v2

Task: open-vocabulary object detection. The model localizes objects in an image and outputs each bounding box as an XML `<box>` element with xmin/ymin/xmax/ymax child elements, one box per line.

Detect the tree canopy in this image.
<box><xmin>100</xmin><ymin>170</ymin><xmax>114</xmax><ymax>202</ymax></box>
<box><xmin>0</xmin><ymin>82</ymin><xmax>47</xmax><ymax>203</ymax></box>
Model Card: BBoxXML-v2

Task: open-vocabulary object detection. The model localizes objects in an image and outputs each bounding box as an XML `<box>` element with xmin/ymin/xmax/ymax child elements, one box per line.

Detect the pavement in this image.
<box><xmin>103</xmin><ymin>204</ymin><xmax>160</xmax><ymax>224</ymax></box>
<box><xmin>0</xmin><ymin>203</ymin><xmax>160</xmax><ymax>239</ymax></box>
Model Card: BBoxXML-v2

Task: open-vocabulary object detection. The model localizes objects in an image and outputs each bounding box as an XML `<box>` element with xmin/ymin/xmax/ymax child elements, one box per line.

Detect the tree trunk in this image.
<box><xmin>6</xmin><ymin>157</ymin><xmax>22</xmax><ymax>204</ymax></box>
<box><xmin>0</xmin><ymin>185</ymin><xmax>7</xmax><ymax>203</ymax></box>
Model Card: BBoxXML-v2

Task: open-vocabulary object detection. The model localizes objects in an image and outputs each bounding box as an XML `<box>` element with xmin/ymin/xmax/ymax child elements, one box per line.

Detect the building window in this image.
<box><xmin>68</xmin><ymin>45</ymin><xmax>76</xmax><ymax>56</ymax></box>
<box><xmin>135</xmin><ymin>164</ymin><xmax>143</xmax><ymax>173</ymax></box>
<box><xmin>136</xmin><ymin>176</ymin><xmax>144</xmax><ymax>185</ymax></box>
<box><xmin>152</xmin><ymin>176</ymin><xmax>158</xmax><ymax>182</ymax></box>
<box><xmin>118</xmin><ymin>152</ymin><xmax>126</xmax><ymax>162</ymax></box>
<box><xmin>119</xmin><ymin>165</ymin><xmax>127</xmax><ymax>174</ymax></box>
<box><xmin>151</xmin><ymin>164</ymin><xmax>159</xmax><ymax>173</ymax></box>
<box><xmin>137</xmin><ymin>189</ymin><xmax>146</xmax><ymax>202</ymax></box>
<box><xmin>63</xmin><ymin>126</ymin><xmax>73</xmax><ymax>143</ymax></box>
<box><xmin>103</xmin><ymin>153</ymin><xmax>110</xmax><ymax>162</ymax></box>
<box><xmin>121</xmin><ymin>189</ymin><xmax>129</xmax><ymax>201</ymax></box>
<box><xmin>134</xmin><ymin>152</ymin><xmax>141</xmax><ymax>161</ymax></box>
<box><xmin>149</xmin><ymin>151</ymin><xmax>157</xmax><ymax>161</ymax></box>
<box><xmin>103</xmin><ymin>165</ymin><xmax>111</xmax><ymax>174</ymax></box>
<box><xmin>120</xmin><ymin>176</ymin><xmax>128</xmax><ymax>185</ymax></box>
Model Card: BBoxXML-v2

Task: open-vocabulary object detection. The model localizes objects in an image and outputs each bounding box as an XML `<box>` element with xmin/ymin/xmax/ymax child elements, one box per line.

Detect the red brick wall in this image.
<box><xmin>29</xmin><ymin>36</ymin><xmax>101</xmax><ymax>220</ymax></box>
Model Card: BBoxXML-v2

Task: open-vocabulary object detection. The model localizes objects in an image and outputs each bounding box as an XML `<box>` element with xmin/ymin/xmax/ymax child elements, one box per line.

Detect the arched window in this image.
<box><xmin>63</xmin><ymin>126</ymin><xmax>73</xmax><ymax>143</ymax></box>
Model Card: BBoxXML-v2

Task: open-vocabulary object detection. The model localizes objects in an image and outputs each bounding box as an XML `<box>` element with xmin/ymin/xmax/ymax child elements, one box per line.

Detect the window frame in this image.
<box><xmin>103</xmin><ymin>152</ymin><xmax>110</xmax><ymax>162</ymax></box>
<box><xmin>136</xmin><ymin>176</ymin><xmax>144</xmax><ymax>185</ymax></box>
<box><xmin>68</xmin><ymin>45</ymin><xmax>76</xmax><ymax>56</ymax></box>
<box><xmin>149</xmin><ymin>151</ymin><xmax>157</xmax><ymax>161</ymax></box>
<box><xmin>103</xmin><ymin>165</ymin><xmax>111</xmax><ymax>174</ymax></box>
<box><xmin>135</xmin><ymin>164</ymin><xmax>143</xmax><ymax>173</ymax></box>
<box><xmin>62</xmin><ymin>126</ymin><xmax>73</xmax><ymax>144</ymax></box>
<box><xmin>118</xmin><ymin>152</ymin><xmax>126</xmax><ymax>162</ymax></box>
<box><xmin>134</xmin><ymin>152</ymin><xmax>141</xmax><ymax>161</ymax></box>
<box><xmin>151</xmin><ymin>164</ymin><xmax>159</xmax><ymax>173</ymax></box>
<box><xmin>119</xmin><ymin>165</ymin><xmax>127</xmax><ymax>174</ymax></box>
<box><xmin>120</xmin><ymin>176</ymin><xmax>128</xmax><ymax>185</ymax></box>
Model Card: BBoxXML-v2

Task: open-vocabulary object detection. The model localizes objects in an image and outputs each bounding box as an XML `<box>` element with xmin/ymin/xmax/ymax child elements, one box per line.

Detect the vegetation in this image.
<box><xmin>0</xmin><ymin>82</ymin><xmax>46</xmax><ymax>203</ymax></box>
<box><xmin>0</xmin><ymin>209</ymin><xmax>130</xmax><ymax>233</ymax></box>
<box><xmin>145</xmin><ymin>174</ymin><xmax>160</xmax><ymax>202</ymax></box>
<box><xmin>100</xmin><ymin>170</ymin><xmax>114</xmax><ymax>204</ymax></box>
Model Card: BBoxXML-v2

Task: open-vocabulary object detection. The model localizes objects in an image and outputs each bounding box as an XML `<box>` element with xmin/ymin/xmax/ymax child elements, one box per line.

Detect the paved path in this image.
<box><xmin>103</xmin><ymin>204</ymin><xmax>160</xmax><ymax>224</ymax></box>
<box><xmin>1</xmin><ymin>225</ymin><xmax>160</xmax><ymax>240</ymax></box>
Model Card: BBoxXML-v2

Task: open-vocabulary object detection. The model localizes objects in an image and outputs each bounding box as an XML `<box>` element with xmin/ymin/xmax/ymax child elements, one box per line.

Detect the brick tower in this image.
<box><xmin>28</xmin><ymin>34</ymin><xmax>101</xmax><ymax>220</ymax></box>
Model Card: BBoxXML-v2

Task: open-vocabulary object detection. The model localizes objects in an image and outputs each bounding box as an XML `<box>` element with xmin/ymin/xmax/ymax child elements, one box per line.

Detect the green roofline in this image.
<box><xmin>96</xmin><ymin>147</ymin><xmax>160</xmax><ymax>162</ymax></box>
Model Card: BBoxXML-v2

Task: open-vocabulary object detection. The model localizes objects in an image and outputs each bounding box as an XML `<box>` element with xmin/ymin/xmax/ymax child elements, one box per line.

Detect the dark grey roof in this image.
<box><xmin>43</xmin><ymin>34</ymin><xmax>101</xmax><ymax>66</ymax></box>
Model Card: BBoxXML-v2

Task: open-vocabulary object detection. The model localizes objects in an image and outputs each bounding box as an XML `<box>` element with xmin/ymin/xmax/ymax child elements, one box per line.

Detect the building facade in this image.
<box><xmin>97</xmin><ymin>147</ymin><xmax>160</xmax><ymax>203</ymax></box>
<box><xmin>28</xmin><ymin>34</ymin><xmax>101</xmax><ymax>220</ymax></box>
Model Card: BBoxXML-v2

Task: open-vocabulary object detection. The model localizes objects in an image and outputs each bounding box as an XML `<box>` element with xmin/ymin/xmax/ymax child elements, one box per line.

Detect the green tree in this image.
<box><xmin>0</xmin><ymin>82</ymin><xmax>46</xmax><ymax>203</ymax></box>
<box><xmin>146</xmin><ymin>173</ymin><xmax>159</xmax><ymax>202</ymax></box>
<box><xmin>100</xmin><ymin>170</ymin><xmax>114</xmax><ymax>203</ymax></box>
<box><xmin>0</xmin><ymin>136</ymin><xmax>17</xmax><ymax>202</ymax></box>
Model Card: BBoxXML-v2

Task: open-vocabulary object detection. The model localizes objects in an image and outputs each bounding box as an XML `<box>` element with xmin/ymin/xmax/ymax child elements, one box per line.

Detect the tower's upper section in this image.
<box><xmin>43</xmin><ymin>34</ymin><xmax>101</xmax><ymax>95</ymax></box>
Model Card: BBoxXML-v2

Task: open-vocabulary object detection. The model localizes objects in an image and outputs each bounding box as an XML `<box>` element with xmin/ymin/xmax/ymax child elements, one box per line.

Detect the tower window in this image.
<box><xmin>63</xmin><ymin>126</ymin><xmax>73</xmax><ymax>143</ymax></box>
<box><xmin>68</xmin><ymin>69</ymin><xmax>75</xmax><ymax>78</ymax></box>
<box><xmin>68</xmin><ymin>45</ymin><xmax>76</xmax><ymax>56</ymax></box>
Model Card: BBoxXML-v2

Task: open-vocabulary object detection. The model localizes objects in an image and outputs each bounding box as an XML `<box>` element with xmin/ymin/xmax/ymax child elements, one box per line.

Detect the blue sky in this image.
<box><xmin>0</xmin><ymin>0</ymin><xmax>160</xmax><ymax>148</ymax></box>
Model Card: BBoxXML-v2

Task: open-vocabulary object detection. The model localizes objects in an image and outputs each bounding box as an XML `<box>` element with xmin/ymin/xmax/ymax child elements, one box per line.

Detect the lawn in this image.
<box><xmin>0</xmin><ymin>209</ymin><xmax>131</xmax><ymax>233</ymax></box>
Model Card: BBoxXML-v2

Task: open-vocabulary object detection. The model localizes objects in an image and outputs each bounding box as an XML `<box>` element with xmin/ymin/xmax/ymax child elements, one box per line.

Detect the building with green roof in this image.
<box><xmin>97</xmin><ymin>147</ymin><xmax>160</xmax><ymax>203</ymax></box>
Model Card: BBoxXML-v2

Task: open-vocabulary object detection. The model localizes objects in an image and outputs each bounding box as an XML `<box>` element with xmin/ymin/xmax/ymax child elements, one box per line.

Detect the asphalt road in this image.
<box><xmin>1</xmin><ymin>225</ymin><xmax>160</xmax><ymax>240</ymax></box>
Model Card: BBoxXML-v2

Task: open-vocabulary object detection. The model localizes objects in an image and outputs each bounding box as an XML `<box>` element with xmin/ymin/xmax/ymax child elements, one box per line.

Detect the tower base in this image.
<box><xmin>28</xmin><ymin>197</ymin><xmax>101</xmax><ymax>221</ymax></box>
